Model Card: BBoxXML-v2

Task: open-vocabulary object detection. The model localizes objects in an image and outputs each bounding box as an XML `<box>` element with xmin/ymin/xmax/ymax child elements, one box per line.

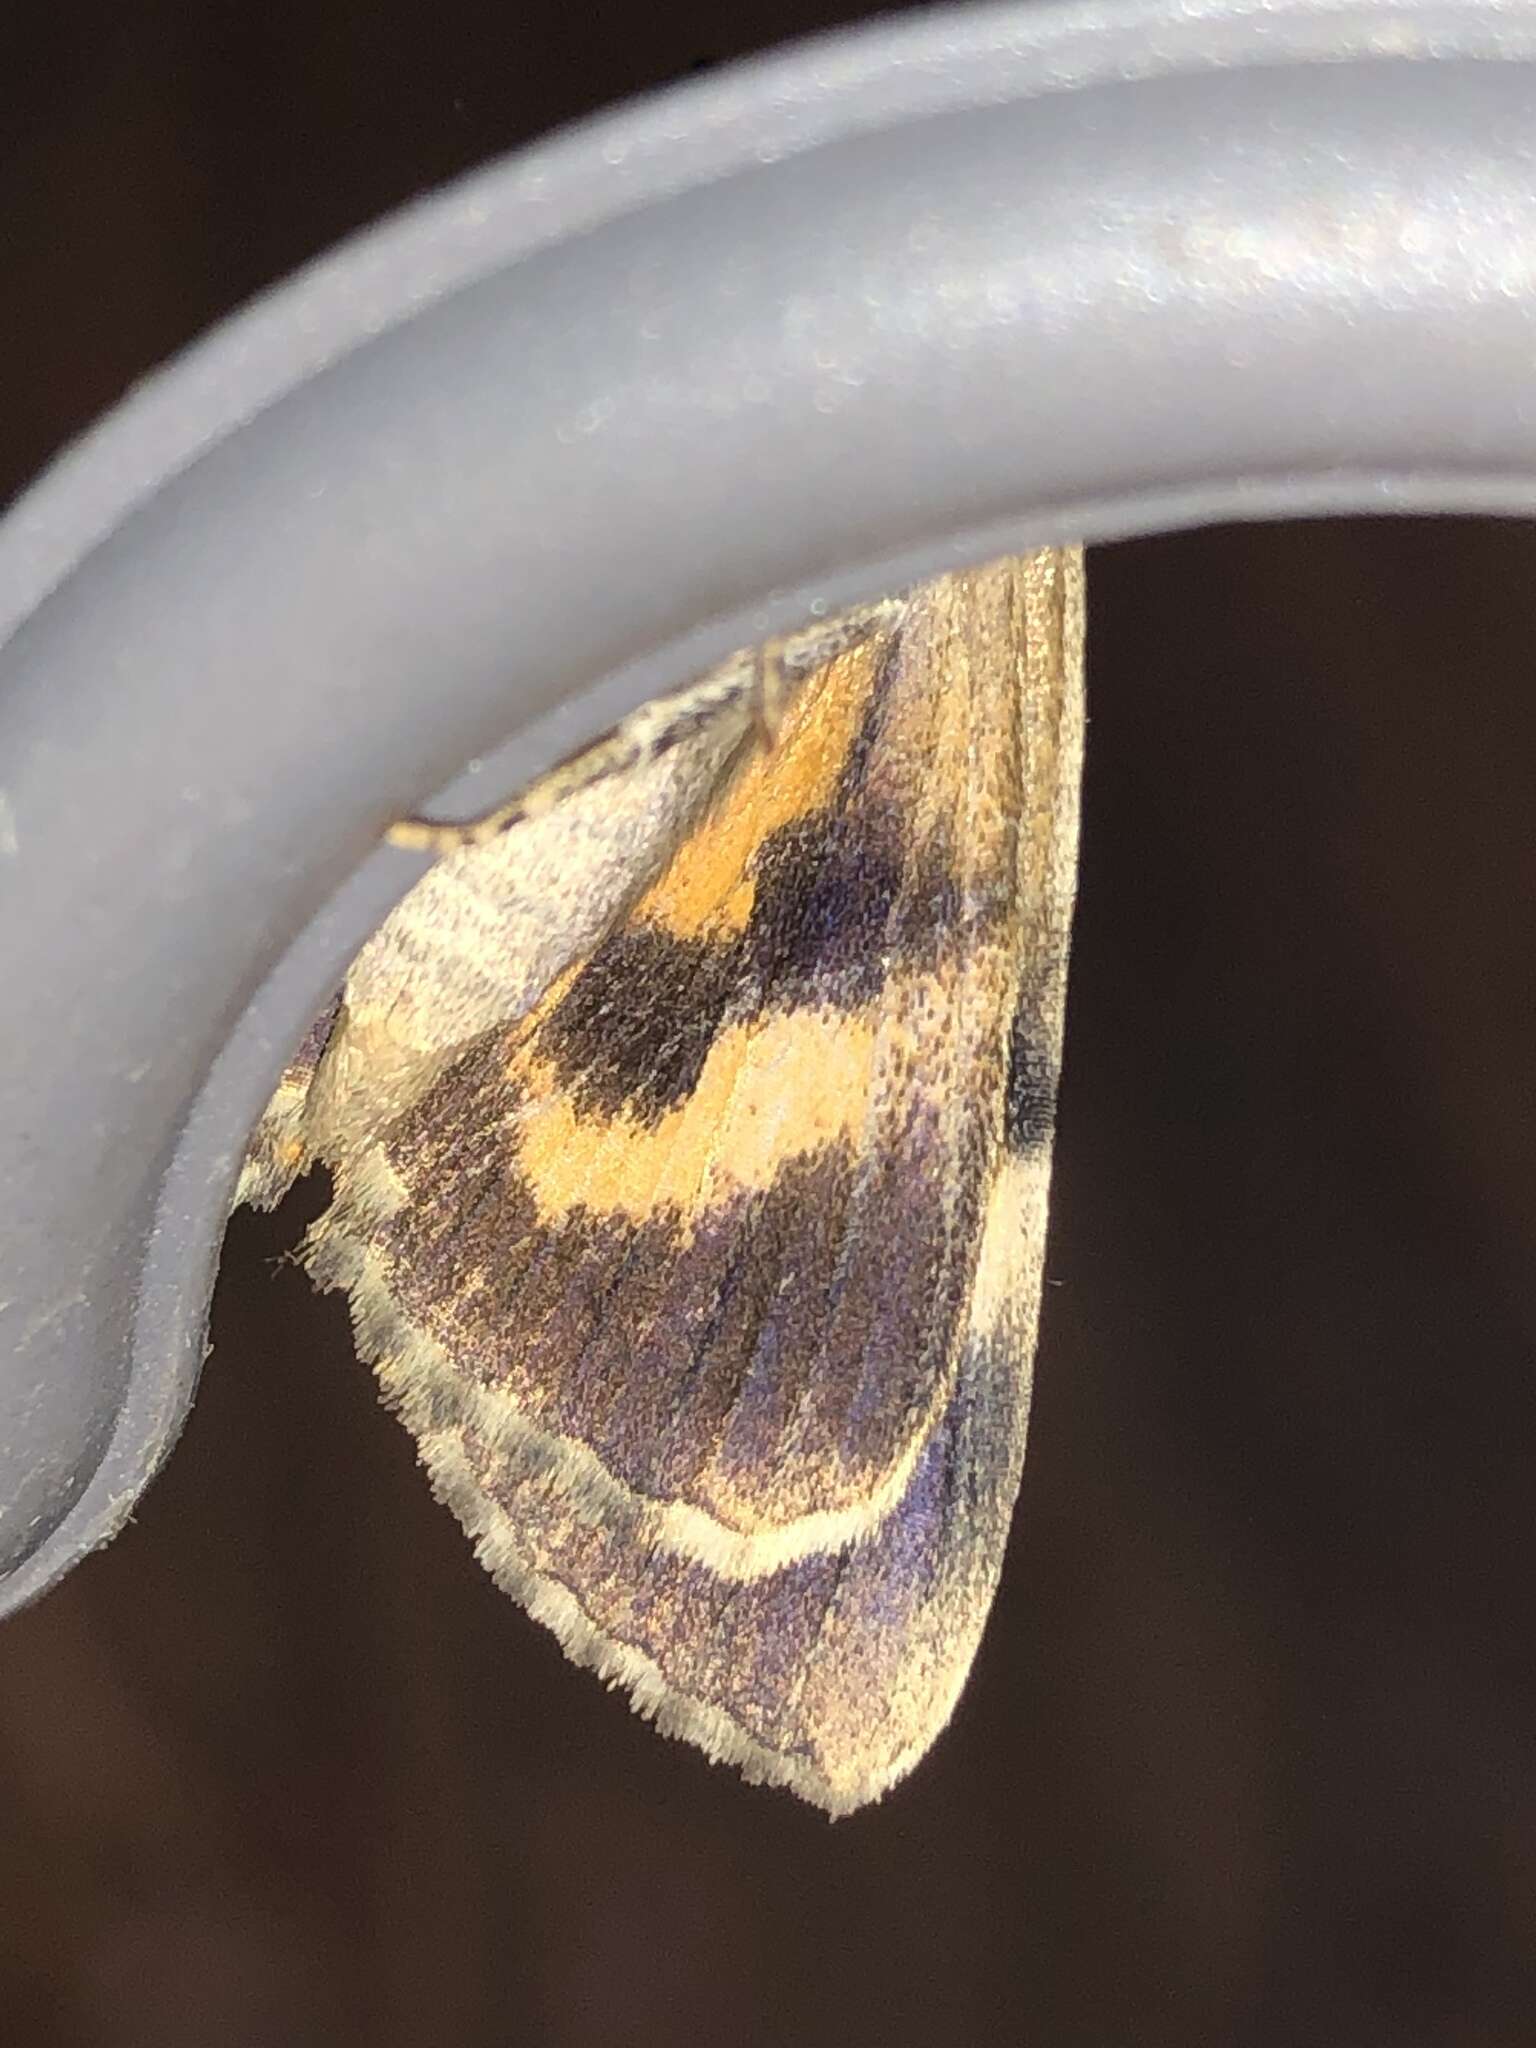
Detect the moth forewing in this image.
<box><xmin>241</xmin><ymin>548</ymin><xmax>1085</xmax><ymax>1814</ymax></box>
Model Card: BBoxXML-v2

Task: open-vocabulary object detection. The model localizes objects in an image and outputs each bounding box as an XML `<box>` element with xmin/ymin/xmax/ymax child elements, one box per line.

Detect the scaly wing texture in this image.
<box><xmin>265</xmin><ymin>552</ymin><xmax>1082</xmax><ymax>1813</ymax></box>
<box><xmin>235</xmin><ymin>637</ymin><xmax>795</xmax><ymax>1209</ymax></box>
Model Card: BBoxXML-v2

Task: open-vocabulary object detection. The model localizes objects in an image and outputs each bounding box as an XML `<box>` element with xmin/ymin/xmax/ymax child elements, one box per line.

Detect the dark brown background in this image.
<box><xmin>5</xmin><ymin>5</ymin><xmax>1536</xmax><ymax>2044</ymax></box>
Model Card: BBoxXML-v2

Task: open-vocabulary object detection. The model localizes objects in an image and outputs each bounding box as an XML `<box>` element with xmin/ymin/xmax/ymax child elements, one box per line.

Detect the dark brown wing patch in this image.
<box><xmin>288</xmin><ymin>550</ymin><xmax>1084</xmax><ymax>1810</ymax></box>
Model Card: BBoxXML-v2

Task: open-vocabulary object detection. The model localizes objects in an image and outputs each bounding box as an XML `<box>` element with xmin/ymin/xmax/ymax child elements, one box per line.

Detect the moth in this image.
<box><xmin>238</xmin><ymin>549</ymin><xmax>1085</xmax><ymax>1815</ymax></box>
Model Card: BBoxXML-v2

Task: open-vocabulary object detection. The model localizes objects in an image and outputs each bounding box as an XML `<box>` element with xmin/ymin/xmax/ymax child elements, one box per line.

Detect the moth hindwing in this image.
<box><xmin>240</xmin><ymin>550</ymin><xmax>1085</xmax><ymax>1815</ymax></box>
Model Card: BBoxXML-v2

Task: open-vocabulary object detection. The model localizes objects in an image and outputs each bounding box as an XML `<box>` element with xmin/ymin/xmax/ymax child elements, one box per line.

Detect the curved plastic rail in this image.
<box><xmin>4</xmin><ymin>0</ymin><xmax>1536</xmax><ymax>1611</ymax></box>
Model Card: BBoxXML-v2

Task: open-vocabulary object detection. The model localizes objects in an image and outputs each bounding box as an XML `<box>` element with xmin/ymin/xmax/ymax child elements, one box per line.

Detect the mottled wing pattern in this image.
<box><xmin>237</xmin><ymin>993</ymin><xmax>343</xmax><ymax>1210</ymax></box>
<box><xmin>235</xmin><ymin>633</ymin><xmax>824</xmax><ymax>1211</ymax></box>
<box><xmin>248</xmin><ymin>551</ymin><xmax>1084</xmax><ymax>1814</ymax></box>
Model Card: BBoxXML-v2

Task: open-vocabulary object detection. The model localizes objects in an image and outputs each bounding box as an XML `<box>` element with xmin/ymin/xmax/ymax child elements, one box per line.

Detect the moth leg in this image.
<box><xmin>386</xmin><ymin>603</ymin><xmax>899</xmax><ymax>856</ymax></box>
<box><xmin>385</xmin><ymin>606</ymin><xmax>901</xmax><ymax>864</ymax></box>
<box><xmin>385</xmin><ymin>805</ymin><xmax>522</xmax><ymax>855</ymax></box>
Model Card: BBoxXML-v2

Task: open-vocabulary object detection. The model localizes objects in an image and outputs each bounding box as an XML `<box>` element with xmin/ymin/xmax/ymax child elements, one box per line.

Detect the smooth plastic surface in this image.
<box><xmin>5</xmin><ymin>0</ymin><xmax>1536</xmax><ymax>1612</ymax></box>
